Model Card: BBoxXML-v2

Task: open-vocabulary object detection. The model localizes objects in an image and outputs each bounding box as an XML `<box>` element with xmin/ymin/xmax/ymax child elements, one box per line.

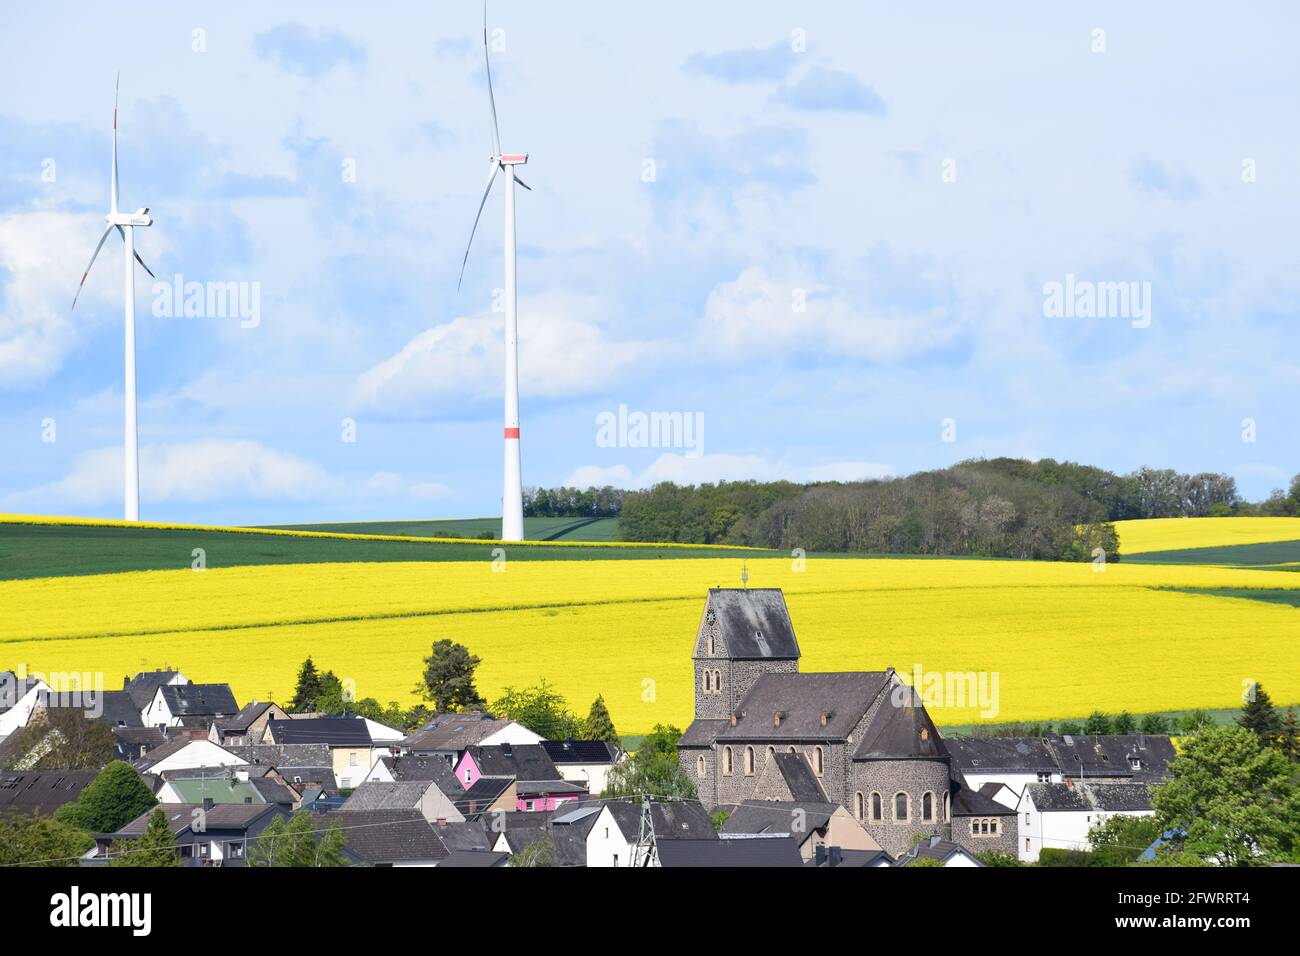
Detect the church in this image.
<box><xmin>678</xmin><ymin>587</ymin><xmax>1012</xmax><ymax>857</ymax></box>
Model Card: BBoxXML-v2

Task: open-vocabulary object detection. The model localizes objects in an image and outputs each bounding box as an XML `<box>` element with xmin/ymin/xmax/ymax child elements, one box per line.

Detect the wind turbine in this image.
<box><xmin>458</xmin><ymin>3</ymin><xmax>530</xmax><ymax>543</ymax></box>
<box><xmin>71</xmin><ymin>73</ymin><xmax>155</xmax><ymax>522</ymax></box>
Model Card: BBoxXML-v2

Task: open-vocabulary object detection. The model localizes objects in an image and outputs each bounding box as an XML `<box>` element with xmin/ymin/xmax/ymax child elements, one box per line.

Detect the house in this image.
<box><xmin>312</xmin><ymin>809</ymin><xmax>450</xmax><ymax>866</ymax></box>
<box><xmin>112</xmin><ymin>727</ymin><xmax>167</xmax><ymax>762</ymax></box>
<box><xmin>1048</xmin><ymin>734</ymin><xmax>1177</xmax><ymax>783</ymax></box>
<box><xmin>209</xmin><ymin>701</ymin><xmax>289</xmax><ymax>747</ymax></box>
<box><xmin>31</xmin><ymin>688</ymin><xmax>143</xmax><ymax>731</ymax></box>
<box><xmin>678</xmin><ymin>588</ymin><xmax>956</xmax><ymax>857</ymax></box>
<box><xmin>156</xmin><ymin>769</ymin><xmax>296</xmax><ymax>808</ymax></box>
<box><xmin>224</xmin><ymin>743</ymin><xmax>336</xmax><ymax>792</ymax></box>
<box><xmin>539</xmin><ymin>739</ymin><xmax>621</xmax><ymax>796</ymax></box>
<box><xmin>142</xmin><ymin>683</ymin><xmax>238</xmax><ymax>730</ymax></box>
<box><xmin>943</xmin><ymin>737</ymin><xmax>1061</xmax><ymax>794</ymax></box>
<box><xmin>432</xmin><ymin>819</ymin><xmax>492</xmax><ymax>853</ymax></box>
<box><xmin>1018</xmin><ymin>782</ymin><xmax>1155</xmax><ymax>862</ymax></box>
<box><xmin>657</xmin><ymin>836</ymin><xmax>803</xmax><ymax>868</ymax></box>
<box><xmin>265</xmin><ymin>718</ymin><xmax>375</xmax><ymax>789</ymax></box>
<box><xmin>135</xmin><ymin>738</ymin><xmax>247</xmax><ymax>775</ymax></box>
<box><xmin>342</xmin><ymin>779</ymin><xmax>465</xmax><ymax>825</ymax></box>
<box><xmin>122</xmin><ymin>670</ymin><xmax>188</xmax><ymax>711</ymax></box>
<box><xmin>400</xmin><ymin>712</ymin><xmax>541</xmax><ymax>764</ymax></box>
<box><xmin>807</xmin><ymin>845</ymin><xmax>893</xmax><ymax>867</ymax></box>
<box><xmin>457</xmin><ymin>776</ymin><xmax>517</xmax><ymax>820</ymax></box>
<box><xmin>584</xmin><ymin>799</ymin><xmax>718</xmax><ymax>867</ymax></box>
<box><xmin>362</xmin><ymin>754</ymin><xmax>467</xmax><ymax>821</ymax></box>
<box><xmin>455</xmin><ymin>743</ymin><xmax>586</xmax><ymax>812</ymax></box>
<box><xmin>439</xmin><ymin>850</ymin><xmax>509</xmax><ymax>867</ymax></box>
<box><xmin>0</xmin><ymin>672</ymin><xmax>49</xmax><ymax>739</ymax></box>
<box><xmin>894</xmin><ymin>834</ymin><xmax>985</xmax><ymax>867</ymax></box>
<box><xmin>0</xmin><ymin>770</ymin><xmax>97</xmax><ymax>817</ymax></box>
<box><xmin>488</xmin><ymin>809</ymin><xmax>558</xmax><ymax>856</ymax></box>
<box><xmin>97</xmin><ymin>801</ymin><xmax>288</xmax><ymax>866</ymax></box>
<box><xmin>950</xmin><ymin>781</ymin><xmax>1018</xmax><ymax>858</ymax></box>
<box><xmin>721</xmin><ymin>800</ymin><xmax>883</xmax><ymax>861</ymax></box>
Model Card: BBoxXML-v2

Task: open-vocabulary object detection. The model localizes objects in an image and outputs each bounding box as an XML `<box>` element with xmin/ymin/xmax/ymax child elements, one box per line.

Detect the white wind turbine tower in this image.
<box><xmin>71</xmin><ymin>72</ymin><xmax>156</xmax><ymax>522</ymax></box>
<box><xmin>458</xmin><ymin>3</ymin><xmax>530</xmax><ymax>542</ymax></box>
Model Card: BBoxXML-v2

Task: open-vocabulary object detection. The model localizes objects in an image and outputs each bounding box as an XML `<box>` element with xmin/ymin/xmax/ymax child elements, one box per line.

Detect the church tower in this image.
<box><xmin>693</xmin><ymin>588</ymin><xmax>800</xmax><ymax>720</ymax></box>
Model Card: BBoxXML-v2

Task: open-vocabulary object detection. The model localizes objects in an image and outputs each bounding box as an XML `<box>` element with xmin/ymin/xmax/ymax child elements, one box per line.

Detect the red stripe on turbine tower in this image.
<box><xmin>504</xmin><ymin>427</ymin><xmax>520</xmax><ymax>438</ymax></box>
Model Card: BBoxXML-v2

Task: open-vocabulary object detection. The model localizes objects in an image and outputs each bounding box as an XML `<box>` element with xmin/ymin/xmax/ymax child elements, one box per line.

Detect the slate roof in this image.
<box><xmin>704</xmin><ymin>588</ymin><xmax>800</xmax><ymax>659</ymax></box>
<box><xmin>401</xmin><ymin>713</ymin><xmax>513</xmax><ymax>752</ymax></box>
<box><xmin>1050</xmin><ymin>735</ymin><xmax>1177</xmax><ymax>780</ymax></box>
<box><xmin>112</xmin><ymin>726</ymin><xmax>167</xmax><ymax>759</ymax></box>
<box><xmin>0</xmin><ymin>672</ymin><xmax>44</xmax><ymax>712</ymax></box>
<box><xmin>853</xmin><ymin>685</ymin><xmax>947</xmax><ymax>761</ymax></box>
<box><xmin>267</xmin><ymin>717</ymin><xmax>371</xmax><ymax>746</ymax></box>
<box><xmin>0</xmin><ymin>770</ymin><xmax>97</xmax><ymax>816</ymax></box>
<box><xmin>158</xmin><ymin>683</ymin><xmax>238</xmax><ymax>717</ymax></box>
<box><xmin>806</xmin><ymin>847</ymin><xmax>893</xmax><ymax>868</ymax></box>
<box><xmin>466</xmin><ymin>743</ymin><xmax>562</xmax><ymax>782</ymax></box>
<box><xmin>716</xmin><ymin>672</ymin><xmax>888</xmax><ymax>740</ymax></box>
<box><xmin>658</xmin><ymin>836</ymin><xmax>803</xmax><ymax>867</ymax></box>
<box><xmin>224</xmin><ymin>743</ymin><xmax>333</xmax><ymax>770</ymax></box>
<box><xmin>772</xmin><ymin>752</ymin><xmax>829</xmax><ymax>802</ymax></box>
<box><xmin>1027</xmin><ymin>782</ymin><xmax>1153</xmax><ymax>813</ymax></box>
<box><xmin>951</xmin><ymin>783</ymin><xmax>1015</xmax><ymax>817</ymax></box>
<box><xmin>314</xmin><ymin>809</ymin><xmax>448</xmax><ymax>863</ymax></box>
<box><xmin>539</xmin><ymin>739</ymin><xmax>619</xmax><ymax>765</ymax></box>
<box><xmin>721</xmin><ymin>801</ymin><xmax>837</xmax><ymax>839</ymax></box>
<box><xmin>602</xmin><ymin>799</ymin><xmax>718</xmax><ymax>842</ymax></box>
<box><xmin>457</xmin><ymin>777</ymin><xmax>514</xmax><ymax>817</ymax></box>
<box><xmin>439</xmin><ymin>850</ymin><xmax>508</xmax><ymax>867</ymax></box>
<box><xmin>213</xmin><ymin>701</ymin><xmax>275</xmax><ymax>733</ymax></box>
<box><xmin>134</xmin><ymin>736</ymin><xmax>210</xmax><ymax>770</ymax></box>
<box><xmin>376</xmin><ymin>755</ymin><xmax>461</xmax><ymax>793</ymax></box>
<box><xmin>123</xmin><ymin>671</ymin><xmax>183</xmax><ymax>710</ymax></box>
<box><xmin>341</xmin><ymin>780</ymin><xmax>434</xmax><ymax>812</ymax></box>
<box><xmin>516</xmin><ymin>779</ymin><xmax>587</xmax><ymax>797</ymax></box>
<box><xmin>433</xmin><ymin>820</ymin><xmax>491</xmax><ymax>852</ymax></box>
<box><xmin>248</xmin><ymin>777</ymin><xmax>299</xmax><ymax>806</ymax></box>
<box><xmin>895</xmin><ymin>837</ymin><xmax>981</xmax><ymax>867</ymax></box>
<box><xmin>944</xmin><ymin>736</ymin><xmax>1059</xmax><ymax>773</ymax></box>
<box><xmin>109</xmin><ymin>802</ymin><xmax>282</xmax><ymax>837</ymax></box>
<box><xmin>34</xmin><ymin>689</ymin><xmax>142</xmax><ymax>728</ymax></box>
<box><xmin>679</xmin><ymin>719</ymin><xmax>727</xmax><ymax>748</ymax></box>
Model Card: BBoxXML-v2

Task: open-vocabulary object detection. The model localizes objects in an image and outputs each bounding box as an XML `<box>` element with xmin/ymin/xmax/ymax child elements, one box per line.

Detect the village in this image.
<box><xmin>2</xmin><ymin>587</ymin><xmax>1290</xmax><ymax>869</ymax></box>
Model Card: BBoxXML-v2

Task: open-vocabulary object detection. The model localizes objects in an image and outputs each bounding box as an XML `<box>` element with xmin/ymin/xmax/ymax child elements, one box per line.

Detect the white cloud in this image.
<box><xmin>0</xmin><ymin>210</ymin><xmax>120</xmax><ymax>386</ymax></box>
<box><xmin>699</xmin><ymin>266</ymin><xmax>963</xmax><ymax>363</ymax></box>
<box><xmin>351</xmin><ymin>292</ymin><xmax>657</xmax><ymax>415</ymax></box>
<box><xmin>1</xmin><ymin>439</ymin><xmax>457</xmax><ymax>512</ymax></box>
<box><xmin>564</xmin><ymin>453</ymin><xmax>893</xmax><ymax>489</ymax></box>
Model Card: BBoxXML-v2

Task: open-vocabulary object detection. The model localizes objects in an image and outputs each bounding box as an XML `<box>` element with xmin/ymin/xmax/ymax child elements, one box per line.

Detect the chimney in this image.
<box><xmin>202</xmin><ymin>797</ymin><xmax>214</xmax><ymax>811</ymax></box>
<box><xmin>829</xmin><ymin>846</ymin><xmax>842</xmax><ymax>867</ymax></box>
<box><xmin>436</xmin><ymin>817</ymin><xmax>447</xmax><ymax>827</ymax></box>
<box><xmin>820</xmin><ymin>711</ymin><xmax>829</xmax><ymax>727</ymax></box>
<box><xmin>814</xmin><ymin>844</ymin><xmax>827</xmax><ymax>866</ymax></box>
<box><xmin>929</xmin><ymin>833</ymin><xmax>942</xmax><ymax>848</ymax></box>
<box><xmin>772</xmin><ymin>711</ymin><xmax>782</xmax><ymax>728</ymax></box>
<box><xmin>729</xmin><ymin>712</ymin><xmax>738</xmax><ymax>727</ymax></box>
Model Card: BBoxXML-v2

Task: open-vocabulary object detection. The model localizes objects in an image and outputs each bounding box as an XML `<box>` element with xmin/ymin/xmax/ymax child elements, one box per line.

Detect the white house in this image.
<box><xmin>581</xmin><ymin>800</ymin><xmax>717</xmax><ymax>867</ymax></box>
<box><xmin>141</xmin><ymin>683</ymin><xmax>238</xmax><ymax>729</ymax></box>
<box><xmin>1018</xmin><ymin>782</ymin><xmax>1154</xmax><ymax>863</ymax></box>
<box><xmin>539</xmin><ymin>739</ymin><xmax>622</xmax><ymax>797</ymax></box>
<box><xmin>0</xmin><ymin>672</ymin><xmax>49</xmax><ymax>739</ymax></box>
<box><xmin>137</xmin><ymin>739</ymin><xmax>247</xmax><ymax>775</ymax></box>
<box><xmin>944</xmin><ymin>737</ymin><xmax>1062</xmax><ymax>797</ymax></box>
<box><xmin>896</xmin><ymin>835</ymin><xmax>985</xmax><ymax>867</ymax></box>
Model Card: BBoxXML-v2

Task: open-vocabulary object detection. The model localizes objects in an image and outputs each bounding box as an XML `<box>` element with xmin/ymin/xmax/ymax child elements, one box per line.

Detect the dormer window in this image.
<box><xmin>1128</xmin><ymin>755</ymin><xmax>1141</xmax><ymax>770</ymax></box>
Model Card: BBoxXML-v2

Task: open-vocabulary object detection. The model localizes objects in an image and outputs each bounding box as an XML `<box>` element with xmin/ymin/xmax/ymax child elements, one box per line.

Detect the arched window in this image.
<box><xmin>922</xmin><ymin>792</ymin><xmax>934</xmax><ymax>822</ymax></box>
<box><xmin>854</xmin><ymin>792</ymin><xmax>864</xmax><ymax>820</ymax></box>
<box><xmin>697</xmin><ymin>755</ymin><xmax>706</xmax><ymax>778</ymax></box>
<box><xmin>702</xmin><ymin>670</ymin><xmax>711</xmax><ymax>692</ymax></box>
<box><xmin>744</xmin><ymin>746</ymin><xmax>755</xmax><ymax>776</ymax></box>
<box><xmin>713</xmin><ymin>670</ymin><xmax>721</xmax><ymax>693</ymax></box>
<box><xmin>722</xmin><ymin>747</ymin><xmax>733</xmax><ymax>775</ymax></box>
<box><xmin>944</xmin><ymin>792</ymin><xmax>950</xmax><ymax>822</ymax></box>
<box><xmin>767</xmin><ymin>746</ymin><xmax>775</xmax><ymax>760</ymax></box>
<box><xmin>813</xmin><ymin>746</ymin><xmax>825</xmax><ymax>777</ymax></box>
<box><xmin>871</xmin><ymin>792</ymin><xmax>883</xmax><ymax>822</ymax></box>
<box><xmin>894</xmin><ymin>792</ymin><xmax>909</xmax><ymax>823</ymax></box>
<box><xmin>709</xmin><ymin>634</ymin><xmax>715</xmax><ymax>655</ymax></box>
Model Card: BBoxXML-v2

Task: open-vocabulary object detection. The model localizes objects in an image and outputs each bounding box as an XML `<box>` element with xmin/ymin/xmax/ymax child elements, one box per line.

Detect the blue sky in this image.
<box><xmin>1</xmin><ymin>2</ymin><xmax>1297</xmax><ymax>524</ymax></box>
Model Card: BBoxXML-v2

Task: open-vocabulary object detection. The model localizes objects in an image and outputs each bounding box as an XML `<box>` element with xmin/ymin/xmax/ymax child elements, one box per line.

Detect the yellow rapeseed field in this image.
<box><xmin>1115</xmin><ymin>517</ymin><xmax>1300</xmax><ymax>554</ymax></box>
<box><xmin>2</xmin><ymin>556</ymin><xmax>1297</xmax><ymax>733</ymax></box>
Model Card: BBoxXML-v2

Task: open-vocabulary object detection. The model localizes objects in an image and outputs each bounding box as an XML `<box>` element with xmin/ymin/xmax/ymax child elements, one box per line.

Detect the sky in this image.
<box><xmin>1</xmin><ymin>1</ymin><xmax>1297</xmax><ymax>524</ymax></box>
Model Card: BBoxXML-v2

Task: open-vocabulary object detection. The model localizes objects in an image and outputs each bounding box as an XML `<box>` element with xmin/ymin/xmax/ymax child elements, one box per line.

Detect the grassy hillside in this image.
<box><xmin>268</xmin><ymin>516</ymin><xmax>620</xmax><ymax>542</ymax></box>
<box><xmin>0</xmin><ymin>516</ymin><xmax>767</xmax><ymax>582</ymax></box>
<box><xmin>2</xmin><ymin>553</ymin><xmax>1297</xmax><ymax>734</ymax></box>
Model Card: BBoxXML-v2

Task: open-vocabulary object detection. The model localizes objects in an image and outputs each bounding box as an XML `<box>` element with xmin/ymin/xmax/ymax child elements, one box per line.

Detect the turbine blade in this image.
<box><xmin>71</xmin><ymin>225</ymin><xmax>115</xmax><ymax>311</ymax></box>
<box><xmin>115</xmin><ymin>225</ymin><xmax>156</xmax><ymax>278</ymax></box>
<box><xmin>483</xmin><ymin>2</ymin><xmax>501</xmax><ymax>157</ymax></box>
<box><xmin>111</xmin><ymin>71</ymin><xmax>120</xmax><ymax>214</ymax></box>
<box><xmin>458</xmin><ymin>163</ymin><xmax>499</xmax><ymax>291</ymax></box>
<box><xmin>513</xmin><ymin>174</ymin><xmax>531</xmax><ymax>191</ymax></box>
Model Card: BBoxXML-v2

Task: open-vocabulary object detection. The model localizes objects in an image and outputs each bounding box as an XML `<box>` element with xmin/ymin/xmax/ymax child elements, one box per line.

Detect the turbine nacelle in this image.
<box><xmin>496</xmin><ymin>153</ymin><xmax>528</xmax><ymax>166</ymax></box>
<box><xmin>107</xmin><ymin>207</ymin><xmax>152</xmax><ymax>227</ymax></box>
